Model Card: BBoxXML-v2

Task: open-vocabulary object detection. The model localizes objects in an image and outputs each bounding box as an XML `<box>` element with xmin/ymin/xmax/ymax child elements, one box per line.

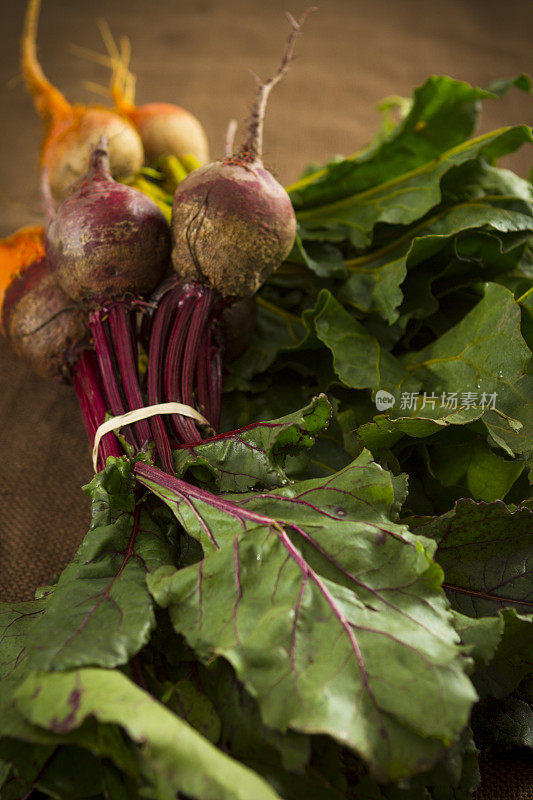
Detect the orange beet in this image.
<box><xmin>22</xmin><ymin>0</ymin><xmax>144</xmax><ymax>203</ymax></box>
<box><xmin>0</xmin><ymin>226</ymin><xmax>45</xmax><ymax>320</ymax></box>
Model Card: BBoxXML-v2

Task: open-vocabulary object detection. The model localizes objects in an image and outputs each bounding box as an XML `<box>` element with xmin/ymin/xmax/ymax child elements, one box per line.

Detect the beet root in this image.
<box><xmin>46</xmin><ymin>140</ymin><xmax>171</xmax><ymax>304</ymax></box>
<box><xmin>43</xmin><ymin>107</ymin><xmax>144</xmax><ymax>204</ymax></box>
<box><xmin>2</xmin><ymin>257</ymin><xmax>88</xmax><ymax>380</ymax></box>
<box><xmin>171</xmin><ymin>161</ymin><xmax>296</xmax><ymax>298</ymax></box>
<box><xmin>220</xmin><ymin>295</ymin><xmax>257</xmax><ymax>362</ymax></box>
<box><xmin>127</xmin><ymin>102</ymin><xmax>209</xmax><ymax>166</ymax></box>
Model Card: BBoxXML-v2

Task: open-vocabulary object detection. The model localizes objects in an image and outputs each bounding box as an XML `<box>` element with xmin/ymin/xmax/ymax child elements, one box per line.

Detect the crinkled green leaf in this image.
<box><xmin>429</xmin><ymin>436</ymin><xmax>524</xmax><ymax>502</ymax></box>
<box><xmin>225</xmin><ymin>296</ymin><xmax>307</xmax><ymax>391</ymax></box>
<box><xmin>291</xmin><ymin>234</ymin><xmax>347</xmax><ymax>279</ymax></box>
<box><xmin>137</xmin><ymin>454</ymin><xmax>476</xmax><ymax>782</ymax></box>
<box><xmin>355</xmin><ymin>413</ymin><xmax>480</xmax><ymax>454</ymax></box>
<box><xmin>0</xmin><ymin>601</ymin><xmax>47</xmax><ymax>681</ymax></box>
<box><xmin>157</xmin><ymin>678</ymin><xmax>221</xmax><ymax>744</ymax></box>
<box><xmin>472</xmin><ymin>695</ymin><xmax>533</xmax><ymax>750</ymax></box>
<box><xmin>174</xmin><ymin>395</ymin><xmax>332</xmax><ymax>492</ymax></box>
<box><xmin>418</xmin><ymin>498</ymin><xmax>533</xmax><ymax>617</ymax></box>
<box><xmin>398</xmin><ymin>283</ymin><xmax>533</xmax><ymax>450</ymax></box>
<box><xmin>290</xmin><ymin>76</ymin><xmax>498</xmax><ymax>211</ymax></box>
<box><xmin>305</xmin><ymin>290</ymin><xmax>413</xmax><ymax>392</ymax></box>
<box><xmin>473</xmin><ymin>609</ymin><xmax>533</xmax><ymax>699</ymax></box>
<box><xmin>352</xmin><ymin>727</ymin><xmax>480</xmax><ymax>800</ymax></box>
<box><xmin>198</xmin><ymin>660</ymin><xmax>346</xmax><ymax>800</ymax></box>
<box><xmin>451</xmin><ymin>611</ymin><xmax>504</xmax><ymax>667</ymax></box>
<box><xmin>28</xmin><ymin>745</ymin><xmax>106</xmax><ymax>799</ymax></box>
<box><xmin>340</xmin><ymin>203</ymin><xmax>533</xmax><ymax>324</ymax></box>
<box><xmin>15</xmin><ymin>669</ymin><xmax>282</xmax><ymax>800</ymax></box>
<box><xmin>295</xmin><ymin>127</ymin><xmax>532</xmax><ymax>249</ymax></box>
<box><xmin>0</xmin><ymin>601</ymin><xmax>146</xmax><ymax>795</ymax></box>
<box><xmin>24</xmin><ymin>458</ymin><xmax>178</xmax><ymax>671</ymax></box>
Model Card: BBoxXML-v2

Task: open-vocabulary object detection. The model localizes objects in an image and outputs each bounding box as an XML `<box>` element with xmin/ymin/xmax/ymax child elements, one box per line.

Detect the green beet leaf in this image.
<box><xmin>295</xmin><ymin>127</ymin><xmax>532</xmax><ymax>249</ymax></box>
<box><xmin>340</xmin><ymin>202</ymin><xmax>533</xmax><ymax>324</ymax></box>
<box><xmin>290</xmin><ymin>76</ymin><xmax>508</xmax><ymax>210</ymax></box>
<box><xmin>137</xmin><ymin>452</ymin><xmax>476</xmax><ymax>782</ymax></box>
<box><xmin>23</xmin><ymin>458</ymin><xmax>178</xmax><ymax>671</ymax></box>
<box><xmin>473</xmin><ymin>609</ymin><xmax>533</xmax><ymax>699</ymax></box>
<box><xmin>305</xmin><ymin>290</ymin><xmax>413</xmax><ymax>393</ymax></box>
<box><xmin>394</xmin><ymin>283</ymin><xmax>533</xmax><ymax>456</ymax></box>
<box><xmin>417</xmin><ymin>498</ymin><xmax>532</xmax><ymax>617</ymax></box>
<box><xmin>15</xmin><ymin>668</ymin><xmax>283</xmax><ymax>800</ymax></box>
<box><xmin>225</xmin><ymin>296</ymin><xmax>307</xmax><ymax>391</ymax></box>
<box><xmin>472</xmin><ymin>694</ymin><xmax>533</xmax><ymax>750</ymax></box>
<box><xmin>173</xmin><ymin>395</ymin><xmax>332</xmax><ymax>492</ymax></box>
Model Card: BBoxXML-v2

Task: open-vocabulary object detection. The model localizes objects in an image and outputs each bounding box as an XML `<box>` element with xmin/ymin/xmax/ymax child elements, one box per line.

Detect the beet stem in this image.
<box><xmin>147</xmin><ymin>286</ymin><xmax>183</xmax><ymax>472</ymax></box>
<box><xmin>164</xmin><ymin>292</ymin><xmax>199</xmax><ymax>442</ymax></box>
<box><xmin>180</xmin><ymin>288</ymin><xmax>215</xmax><ymax>438</ymax></box>
<box><xmin>90</xmin><ymin>310</ymin><xmax>138</xmax><ymax>449</ymax></box>
<box><xmin>108</xmin><ymin>304</ymin><xmax>152</xmax><ymax>448</ymax></box>
<box><xmin>239</xmin><ymin>9</ymin><xmax>314</xmax><ymax>161</ymax></box>
<box><xmin>196</xmin><ymin>328</ymin><xmax>212</xmax><ymax>424</ymax></box>
<box><xmin>73</xmin><ymin>349</ymin><xmax>121</xmax><ymax>470</ymax></box>
<box><xmin>209</xmin><ymin>344</ymin><xmax>222</xmax><ymax>432</ymax></box>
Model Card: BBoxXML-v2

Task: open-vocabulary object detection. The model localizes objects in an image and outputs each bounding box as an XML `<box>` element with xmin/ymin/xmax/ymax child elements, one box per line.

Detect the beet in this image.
<box><xmin>169</xmin><ymin>12</ymin><xmax>311</xmax><ymax>299</ymax></box>
<box><xmin>2</xmin><ymin>257</ymin><xmax>88</xmax><ymax>380</ymax></box>
<box><xmin>171</xmin><ymin>162</ymin><xmax>296</xmax><ymax>298</ymax></box>
<box><xmin>46</xmin><ymin>140</ymin><xmax>171</xmax><ymax>304</ymax></box>
<box><xmin>221</xmin><ymin>295</ymin><xmax>257</xmax><ymax>362</ymax></box>
<box><xmin>22</xmin><ymin>0</ymin><xmax>144</xmax><ymax>206</ymax></box>
<box><xmin>43</xmin><ymin>108</ymin><xmax>144</xmax><ymax>204</ymax></box>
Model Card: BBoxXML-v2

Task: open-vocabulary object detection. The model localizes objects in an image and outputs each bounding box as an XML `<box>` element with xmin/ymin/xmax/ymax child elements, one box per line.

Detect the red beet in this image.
<box><xmin>2</xmin><ymin>256</ymin><xmax>88</xmax><ymax>380</ymax></box>
<box><xmin>170</xmin><ymin>12</ymin><xmax>311</xmax><ymax>299</ymax></box>
<box><xmin>171</xmin><ymin>162</ymin><xmax>296</xmax><ymax>298</ymax></box>
<box><xmin>46</xmin><ymin>139</ymin><xmax>171</xmax><ymax>304</ymax></box>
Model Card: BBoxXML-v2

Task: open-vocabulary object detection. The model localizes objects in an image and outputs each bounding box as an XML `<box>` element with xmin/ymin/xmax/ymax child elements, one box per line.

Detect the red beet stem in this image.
<box><xmin>196</xmin><ymin>328</ymin><xmax>212</xmax><ymax>425</ymax></box>
<box><xmin>209</xmin><ymin>344</ymin><xmax>222</xmax><ymax>432</ymax></box>
<box><xmin>180</xmin><ymin>288</ymin><xmax>215</xmax><ymax>423</ymax></box>
<box><xmin>147</xmin><ymin>285</ymin><xmax>184</xmax><ymax>472</ymax></box>
<box><xmin>73</xmin><ymin>349</ymin><xmax>121</xmax><ymax>469</ymax></box>
<box><xmin>108</xmin><ymin>304</ymin><xmax>152</xmax><ymax>449</ymax></box>
<box><xmin>90</xmin><ymin>309</ymin><xmax>138</xmax><ymax>450</ymax></box>
<box><xmin>164</xmin><ymin>291</ymin><xmax>199</xmax><ymax>442</ymax></box>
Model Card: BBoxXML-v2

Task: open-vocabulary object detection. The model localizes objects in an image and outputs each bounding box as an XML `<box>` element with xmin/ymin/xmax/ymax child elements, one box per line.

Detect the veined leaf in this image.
<box><xmin>136</xmin><ymin>455</ymin><xmax>476</xmax><ymax>782</ymax></box>
<box><xmin>173</xmin><ymin>395</ymin><xmax>332</xmax><ymax>492</ymax></box>
<box><xmin>397</xmin><ymin>283</ymin><xmax>533</xmax><ymax>452</ymax></box>
<box><xmin>340</xmin><ymin>202</ymin><xmax>533</xmax><ymax>323</ymax></box>
<box><xmin>417</xmin><ymin>498</ymin><xmax>533</xmax><ymax>617</ymax></box>
<box><xmin>304</xmin><ymin>290</ymin><xmax>413</xmax><ymax>393</ymax></box>
<box><xmin>290</xmin><ymin>76</ymin><xmax>500</xmax><ymax>210</ymax></box>
<box><xmin>295</xmin><ymin>127</ymin><xmax>532</xmax><ymax>249</ymax></box>
<box><xmin>472</xmin><ymin>695</ymin><xmax>533</xmax><ymax>750</ymax></box>
<box><xmin>24</xmin><ymin>458</ymin><xmax>178</xmax><ymax>671</ymax></box>
<box><xmin>225</xmin><ymin>296</ymin><xmax>307</xmax><ymax>391</ymax></box>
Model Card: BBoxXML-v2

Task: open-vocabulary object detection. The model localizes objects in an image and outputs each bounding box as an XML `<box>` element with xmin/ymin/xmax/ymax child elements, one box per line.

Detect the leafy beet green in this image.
<box><xmin>136</xmin><ymin>452</ymin><xmax>475</xmax><ymax>782</ymax></box>
<box><xmin>173</xmin><ymin>394</ymin><xmax>332</xmax><ymax>491</ymax></box>
<box><xmin>24</xmin><ymin>458</ymin><xmax>179</xmax><ymax>671</ymax></box>
<box><xmin>416</xmin><ymin>498</ymin><xmax>532</xmax><ymax>616</ymax></box>
<box><xmin>15</xmin><ymin>669</ymin><xmax>283</xmax><ymax>800</ymax></box>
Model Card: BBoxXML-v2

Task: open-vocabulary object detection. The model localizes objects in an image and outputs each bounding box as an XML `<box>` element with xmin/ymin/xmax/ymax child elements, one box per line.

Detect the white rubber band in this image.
<box><xmin>92</xmin><ymin>402</ymin><xmax>210</xmax><ymax>471</ymax></box>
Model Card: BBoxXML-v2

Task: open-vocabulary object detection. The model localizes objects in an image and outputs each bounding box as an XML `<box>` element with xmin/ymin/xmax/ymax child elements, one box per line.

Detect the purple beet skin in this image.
<box><xmin>2</xmin><ymin>256</ymin><xmax>88</xmax><ymax>380</ymax></box>
<box><xmin>171</xmin><ymin>161</ymin><xmax>296</xmax><ymax>299</ymax></box>
<box><xmin>46</xmin><ymin>140</ymin><xmax>171</xmax><ymax>304</ymax></box>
